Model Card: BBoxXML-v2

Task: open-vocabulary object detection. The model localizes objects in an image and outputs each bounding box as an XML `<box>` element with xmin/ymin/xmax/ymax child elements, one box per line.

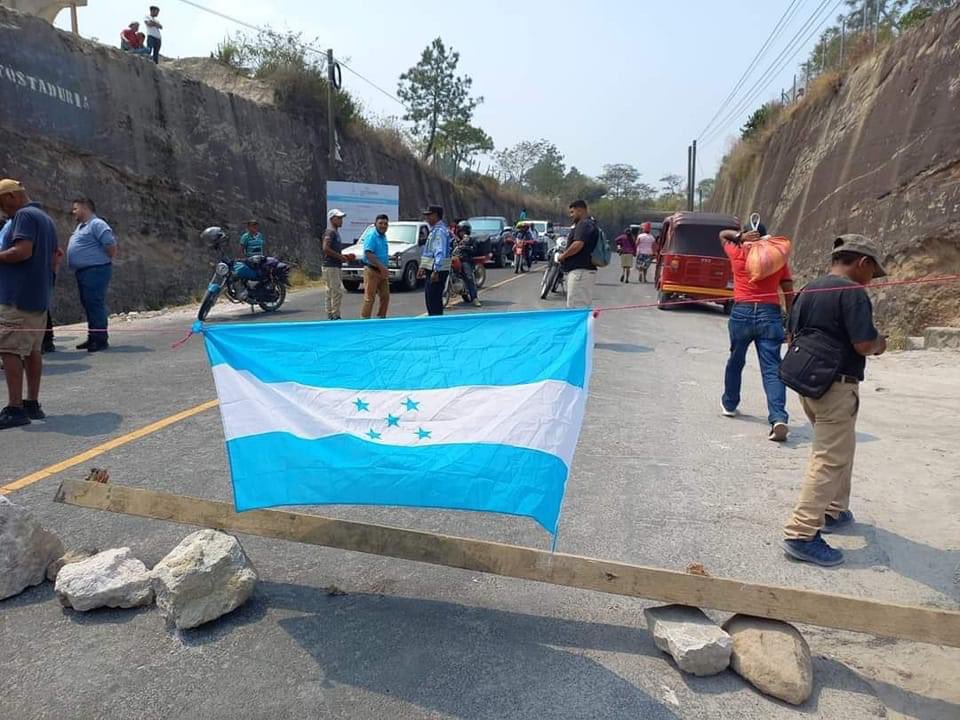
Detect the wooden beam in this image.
<box><xmin>54</xmin><ymin>479</ymin><xmax>960</xmax><ymax>648</ymax></box>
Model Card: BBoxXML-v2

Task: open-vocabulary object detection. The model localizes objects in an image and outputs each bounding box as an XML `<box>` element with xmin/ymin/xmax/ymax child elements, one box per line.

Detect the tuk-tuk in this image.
<box><xmin>655</xmin><ymin>212</ymin><xmax>740</xmax><ymax>313</ymax></box>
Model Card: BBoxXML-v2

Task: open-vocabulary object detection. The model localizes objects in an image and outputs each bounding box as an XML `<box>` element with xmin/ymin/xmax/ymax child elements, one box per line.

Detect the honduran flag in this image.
<box><xmin>201</xmin><ymin>309</ymin><xmax>593</xmax><ymax>535</ymax></box>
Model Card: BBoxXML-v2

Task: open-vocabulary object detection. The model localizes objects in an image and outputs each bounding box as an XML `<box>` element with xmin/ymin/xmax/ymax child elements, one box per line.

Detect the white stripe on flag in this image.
<box><xmin>212</xmin><ymin>365</ymin><xmax>586</xmax><ymax>466</ymax></box>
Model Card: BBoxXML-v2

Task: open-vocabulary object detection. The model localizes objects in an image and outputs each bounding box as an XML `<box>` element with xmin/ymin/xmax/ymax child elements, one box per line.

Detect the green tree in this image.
<box><xmin>433</xmin><ymin>119</ymin><xmax>494</xmax><ymax>179</ymax></box>
<box><xmin>397</xmin><ymin>38</ymin><xmax>482</xmax><ymax>162</ymax></box>
<box><xmin>494</xmin><ymin>139</ymin><xmax>554</xmax><ymax>189</ymax></box>
<box><xmin>525</xmin><ymin>143</ymin><xmax>566</xmax><ymax>197</ymax></box>
<box><xmin>562</xmin><ymin>167</ymin><xmax>607</xmax><ymax>203</ymax></box>
<box><xmin>659</xmin><ymin>174</ymin><xmax>686</xmax><ymax>196</ymax></box>
<box><xmin>597</xmin><ymin>164</ymin><xmax>641</xmax><ymax>198</ymax></box>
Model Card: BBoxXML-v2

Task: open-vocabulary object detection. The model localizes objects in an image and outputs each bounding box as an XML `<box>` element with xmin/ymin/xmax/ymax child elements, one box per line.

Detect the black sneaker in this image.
<box><xmin>87</xmin><ymin>340</ymin><xmax>109</xmax><ymax>353</ymax></box>
<box><xmin>782</xmin><ymin>532</ymin><xmax>844</xmax><ymax>566</ymax></box>
<box><xmin>0</xmin><ymin>406</ymin><xmax>31</xmax><ymax>430</ymax></box>
<box><xmin>22</xmin><ymin>399</ymin><xmax>45</xmax><ymax>420</ymax></box>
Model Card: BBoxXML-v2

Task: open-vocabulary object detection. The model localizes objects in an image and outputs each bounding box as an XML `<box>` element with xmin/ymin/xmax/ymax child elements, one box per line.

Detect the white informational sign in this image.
<box><xmin>326</xmin><ymin>181</ymin><xmax>400</xmax><ymax>242</ymax></box>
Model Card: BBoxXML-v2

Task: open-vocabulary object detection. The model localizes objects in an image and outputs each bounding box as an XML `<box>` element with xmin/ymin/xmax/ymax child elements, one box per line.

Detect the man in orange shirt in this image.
<box><xmin>718</xmin><ymin>223</ymin><xmax>794</xmax><ymax>441</ymax></box>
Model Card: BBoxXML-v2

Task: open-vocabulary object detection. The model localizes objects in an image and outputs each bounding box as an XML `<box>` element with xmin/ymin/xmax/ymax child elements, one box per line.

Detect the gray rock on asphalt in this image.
<box><xmin>54</xmin><ymin>547</ymin><xmax>154</xmax><ymax>611</ymax></box>
<box><xmin>722</xmin><ymin>614</ymin><xmax>814</xmax><ymax>705</ymax></box>
<box><xmin>46</xmin><ymin>547</ymin><xmax>100</xmax><ymax>582</ymax></box>
<box><xmin>644</xmin><ymin>604</ymin><xmax>732</xmax><ymax>676</ymax></box>
<box><xmin>0</xmin><ymin>496</ymin><xmax>65</xmax><ymax>600</ymax></box>
<box><xmin>150</xmin><ymin>529</ymin><xmax>258</xmax><ymax>630</ymax></box>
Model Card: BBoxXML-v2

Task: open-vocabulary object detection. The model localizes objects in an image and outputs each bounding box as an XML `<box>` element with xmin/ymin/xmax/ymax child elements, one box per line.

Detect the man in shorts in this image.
<box><xmin>0</xmin><ymin>180</ymin><xmax>58</xmax><ymax>428</ymax></box>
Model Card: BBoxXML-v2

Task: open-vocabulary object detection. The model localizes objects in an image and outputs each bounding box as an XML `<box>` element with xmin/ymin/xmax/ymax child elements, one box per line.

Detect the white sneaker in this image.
<box><xmin>721</xmin><ymin>403</ymin><xmax>738</xmax><ymax>418</ymax></box>
<box><xmin>473</xmin><ymin>299</ymin><xmax>482</xmax><ymax>308</ymax></box>
<box><xmin>769</xmin><ymin>422</ymin><xmax>789</xmax><ymax>442</ymax></box>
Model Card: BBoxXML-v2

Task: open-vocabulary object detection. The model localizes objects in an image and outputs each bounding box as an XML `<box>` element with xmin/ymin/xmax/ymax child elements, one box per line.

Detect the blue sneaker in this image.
<box><xmin>782</xmin><ymin>532</ymin><xmax>844</xmax><ymax>566</ymax></box>
<box><xmin>822</xmin><ymin>510</ymin><xmax>855</xmax><ymax>534</ymax></box>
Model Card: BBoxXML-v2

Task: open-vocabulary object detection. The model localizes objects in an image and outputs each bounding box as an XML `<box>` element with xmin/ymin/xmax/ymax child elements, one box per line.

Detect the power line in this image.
<box><xmin>700</xmin><ymin>0</ymin><xmax>841</xmax><ymax>146</ymax></box>
<box><xmin>698</xmin><ymin>0</ymin><xmax>805</xmax><ymax>141</ymax></box>
<box><xmin>172</xmin><ymin>0</ymin><xmax>405</xmax><ymax>108</ymax></box>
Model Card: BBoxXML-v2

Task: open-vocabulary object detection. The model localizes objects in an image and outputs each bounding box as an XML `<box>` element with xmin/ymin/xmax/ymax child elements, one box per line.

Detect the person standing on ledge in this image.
<box><xmin>144</xmin><ymin>6</ymin><xmax>163</xmax><ymax>64</ymax></box>
<box><xmin>782</xmin><ymin>235</ymin><xmax>887</xmax><ymax>567</ymax></box>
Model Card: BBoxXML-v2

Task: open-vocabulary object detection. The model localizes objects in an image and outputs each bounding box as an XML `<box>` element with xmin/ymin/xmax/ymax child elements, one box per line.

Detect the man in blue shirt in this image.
<box><xmin>0</xmin><ymin>179</ymin><xmax>58</xmax><ymax>428</ymax></box>
<box><xmin>419</xmin><ymin>205</ymin><xmax>451</xmax><ymax>316</ymax></box>
<box><xmin>360</xmin><ymin>214</ymin><xmax>391</xmax><ymax>319</ymax></box>
<box><xmin>239</xmin><ymin>220</ymin><xmax>264</xmax><ymax>258</ymax></box>
<box><xmin>68</xmin><ymin>197</ymin><xmax>117</xmax><ymax>352</ymax></box>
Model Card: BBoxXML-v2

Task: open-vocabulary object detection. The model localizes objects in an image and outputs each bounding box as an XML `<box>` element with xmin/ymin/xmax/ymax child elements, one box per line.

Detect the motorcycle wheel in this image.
<box><xmin>474</xmin><ymin>264</ymin><xmax>486</xmax><ymax>289</ymax></box>
<box><xmin>258</xmin><ymin>283</ymin><xmax>286</xmax><ymax>312</ymax></box>
<box><xmin>539</xmin><ymin>264</ymin><xmax>557</xmax><ymax>300</ymax></box>
<box><xmin>442</xmin><ymin>277</ymin><xmax>452</xmax><ymax>308</ymax></box>
<box><xmin>198</xmin><ymin>289</ymin><xmax>220</xmax><ymax>321</ymax></box>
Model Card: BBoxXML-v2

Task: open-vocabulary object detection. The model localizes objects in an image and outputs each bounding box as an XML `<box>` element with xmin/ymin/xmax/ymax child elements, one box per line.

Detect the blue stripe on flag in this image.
<box><xmin>226</xmin><ymin>432</ymin><xmax>568</xmax><ymax>533</ymax></box>
<box><xmin>203</xmin><ymin>309</ymin><xmax>590</xmax><ymax>390</ymax></box>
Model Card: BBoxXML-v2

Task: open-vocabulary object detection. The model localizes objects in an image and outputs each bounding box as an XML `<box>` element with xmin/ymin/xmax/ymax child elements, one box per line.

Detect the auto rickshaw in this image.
<box><xmin>655</xmin><ymin>211</ymin><xmax>740</xmax><ymax>313</ymax></box>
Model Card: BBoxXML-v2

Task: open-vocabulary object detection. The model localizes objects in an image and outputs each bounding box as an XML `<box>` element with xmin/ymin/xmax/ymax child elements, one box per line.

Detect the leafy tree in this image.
<box><xmin>494</xmin><ymin>139</ymin><xmax>554</xmax><ymax>189</ymax></box>
<box><xmin>597</xmin><ymin>164</ymin><xmax>641</xmax><ymax>198</ymax></box>
<box><xmin>659</xmin><ymin>174</ymin><xmax>686</xmax><ymax>196</ymax></box>
<box><xmin>696</xmin><ymin>178</ymin><xmax>716</xmax><ymax>208</ymax></box>
<box><xmin>433</xmin><ymin>119</ymin><xmax>494</xmax><ymax>179</ymax></box>
<box><xmin>525</xmin><ymin>143</ymin><xmax>566</xmax><ymax>197</ymax></box>
<box><xmin>562</xmin><ymin>167</ymin><xmax>607</xmax><ymax>203</ymax></box>
<box><xmin>740</xmin><ymin>103</ymin><xmax>782</xmax><ymax>139</ymax></box>
<box><xmin>397</xmin><ymin>38</ymin><xmax>482</xmax><ymax>162</ymax></box>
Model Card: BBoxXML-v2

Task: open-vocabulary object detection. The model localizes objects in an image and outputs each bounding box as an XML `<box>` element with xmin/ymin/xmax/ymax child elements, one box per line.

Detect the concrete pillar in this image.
<box><xmin>1</xmin><ymin>0</ymin><xmax>88</xmax><ymax>25</ymax></box>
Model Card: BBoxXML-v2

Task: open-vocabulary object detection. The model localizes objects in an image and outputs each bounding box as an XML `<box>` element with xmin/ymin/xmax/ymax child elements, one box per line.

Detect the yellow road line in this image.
<box><xmin>4</xmin><ymin>270</ymin><xmax>533</xmax><ymax>495</ymax></box>
<box><xmin>1</xmin><ymin>399</ymin><xmax>220</xmax><ymax>494</ymax></box>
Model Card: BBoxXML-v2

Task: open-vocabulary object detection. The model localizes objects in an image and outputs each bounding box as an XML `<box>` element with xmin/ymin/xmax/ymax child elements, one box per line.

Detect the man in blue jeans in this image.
<box><xmin>68</xmin><ymin>197</ymin><xmax>116</xmax><ymax>352</ymax></box>
<box><xmin>719</xmin><ymin>224</ymin><xmax>794</xmax><ymax>441</ymax></box>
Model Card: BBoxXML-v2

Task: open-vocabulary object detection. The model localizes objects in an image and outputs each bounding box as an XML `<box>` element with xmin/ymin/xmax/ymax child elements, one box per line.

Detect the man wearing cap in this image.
<box><xmin>0</xmin><ymin>180</ymin><xmax>58</xmax><ymax>428</ymax></box>
<box><xmin>322</xmin><ymin>209</ymin><xmax>354</xmax><ymax>320</ymax></box>
<box><xmin>781</xmin><ymin>235</ymin><xmax>887</xmax><ymax>567</ymax></box>
<box><xmin>718</xmin><ymin>223</ymin><xmax>794</xmax><ymax>442</ymax></box>
<box><xmin>419</xmin><ymin>205</ymin><xmax>452</xmax><ymax>316</ymax></box>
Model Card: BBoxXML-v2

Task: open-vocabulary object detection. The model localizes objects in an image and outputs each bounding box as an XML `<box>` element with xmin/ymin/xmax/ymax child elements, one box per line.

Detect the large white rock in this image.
<box><xmin>46</xmin><ymin>547</ymin><xmax>99</xmax><ymax>582</ymax></box>
<box><xmin>722</xmin><ymin>615</ymin><xmax>814</xmax><ymax>705</ymax></box>
<box><xmin>151</xmin><ymin>529</ymin><xmax>258</xmax><ymax>629</ymax></box>
<box><xmin>0</xmin><ymin>496</ymin><xmax>65</xmax><ymax>600</ymax></box>
<box><xmin>54</xmin><ymin>547</ymin><xmax>154</xmax><ymax>611</ymax></box>
<box><xmin>644</xmin><ymin>605</ymin><xmax>732</xmax><ymax>677</ymax></box>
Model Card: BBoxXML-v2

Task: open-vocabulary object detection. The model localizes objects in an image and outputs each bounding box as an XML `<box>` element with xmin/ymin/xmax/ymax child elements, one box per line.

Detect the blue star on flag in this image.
<box><xmin>354</xmin><ymin>398</ymin><xmax>370</xmax><ymax>412</ymax></box>
<box><xmin>367</xmin><ymin>429</ymin><xmax>382</xmax><ymax>440</ymax></box>
<box><xmin>416</xmin><ymin>427</ymin><xmax>432</xmax><ymax>440</ymax></box>
<box><xmin>386</xmin><ymin>414</ymin><xmax>401</xmax><ymax>427</ymax></box>
<box><xmin>403</xmin><ymin>397</ymin><xmax>420</xmax><ymax>411</ymax></box>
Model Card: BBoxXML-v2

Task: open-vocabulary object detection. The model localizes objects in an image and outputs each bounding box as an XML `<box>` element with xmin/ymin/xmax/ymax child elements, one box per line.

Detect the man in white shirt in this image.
<box><xmin>144</xmin><ymin>6</ymin><xmax>163</xmax><ymax>64</ymax></box>
<box><xmin>635</xmin><ymin>222</ymin><xmax>657</xmax><ymax>283</ymax></box>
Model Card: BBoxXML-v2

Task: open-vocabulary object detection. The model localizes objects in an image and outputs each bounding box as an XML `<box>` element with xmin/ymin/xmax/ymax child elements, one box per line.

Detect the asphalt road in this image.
<box><xmin>2</xmin><ymin>263</ymin><xmax>958</xmax><ymax>719</ymax></box>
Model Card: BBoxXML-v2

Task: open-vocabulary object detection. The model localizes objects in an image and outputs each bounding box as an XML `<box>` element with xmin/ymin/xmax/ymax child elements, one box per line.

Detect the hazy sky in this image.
<box><xmin>55</xmin><ymin>0</ymin><xmax>833</xmax><ymax>186</ymax></box>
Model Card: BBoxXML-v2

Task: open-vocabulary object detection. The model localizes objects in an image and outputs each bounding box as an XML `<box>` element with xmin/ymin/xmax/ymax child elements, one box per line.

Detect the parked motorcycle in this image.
<box><xmin>513</xmin><ymin>237</ymin><xmax>533</xmax><ymax>274</ymax></box>
<box><xmin>197</xmin><ymin>227</ymin><xmax>292</xmax><ymax>321</ymax></box>
<box><xmin>443</xmin><ymin>255</ymin><xmax>489</xmax><ymax>308</ymax></box>
<box><xmin>539</xmin><ymin>237</ymin><xmax>567</xmax><ymax>300</ymax></box>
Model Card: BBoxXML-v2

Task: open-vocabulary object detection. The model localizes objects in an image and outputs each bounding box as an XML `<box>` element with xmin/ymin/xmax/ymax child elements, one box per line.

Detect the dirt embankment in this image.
<box><xmin>710</xmin><ymin>8</ymin><xmax>960</xmax><ymax>336</ymax></box>
<box><xmin>0</xmin><ymin>7</ymin><xmax>549</xmax><ymax>322</ymax></box>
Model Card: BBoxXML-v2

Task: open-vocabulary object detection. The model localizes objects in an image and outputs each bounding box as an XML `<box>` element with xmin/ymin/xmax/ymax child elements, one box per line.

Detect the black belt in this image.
<box><xmin>836</xmin><ymin>374</ymin><xmax>860</xmax><ymax>385</ymax></box>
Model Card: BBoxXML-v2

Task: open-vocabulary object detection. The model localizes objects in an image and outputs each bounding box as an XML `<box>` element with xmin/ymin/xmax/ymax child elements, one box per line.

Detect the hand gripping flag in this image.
<box><xmin>201</xmin><ymin>309</ymin><xmax>593</xmax><ymax>535</ymax></box>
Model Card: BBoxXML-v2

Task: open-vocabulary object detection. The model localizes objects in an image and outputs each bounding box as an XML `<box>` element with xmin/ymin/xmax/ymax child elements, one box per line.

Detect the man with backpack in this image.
<box><xmin>558</xmin><ymin>200</ymin><xmax>601</xmax><ymax>308</ymax></box>
<box><xmin>780</xmin><ymin>235</ymin><xmax>887</xmax><ymax>567</ymax></box>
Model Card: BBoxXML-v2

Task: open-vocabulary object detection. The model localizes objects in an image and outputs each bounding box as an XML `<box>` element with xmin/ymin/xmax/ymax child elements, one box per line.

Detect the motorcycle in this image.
<box><xmin>197</xmin><ymin>227</ymin><xmax>292</xmax><ymax>321</ymax></box>
<box><xmin>539</xmin><ymin>237</ymin><xmax>567</xmax><ymax>300</ymax></box>
<box><xmin>513</xmin><ymin>237</ymin><xmax>533</xmax><ymax>274</ymax></box>
<box><xmin>443</xmin><ymin>254</ymin><xmax>490</xmax><ymax>308</ymax></box>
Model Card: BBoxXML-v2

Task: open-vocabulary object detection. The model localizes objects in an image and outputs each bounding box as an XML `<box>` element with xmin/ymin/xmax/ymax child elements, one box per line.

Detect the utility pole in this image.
<box><xmin>326</xmin><ymin>49</ymin><xmax>337</xmax><ymax>173</ymax></box>
<box><xmin>840</xmin><ymin>18</ymin><xmax>846</xmax><ymax>66</ymax></box>
<box><xmin>688</xmin><ymin>141</ymin><xmax>697</xmax><ymax>212</ymax></box>
<box><xmin>698</xmin><ymin>188</ymin><xmax>704</xmax><ymax>211</ymax></box>
<box><xmin>686</xmin><ymin>144</ymin><xmax>692</xmax><ymax>211</ymax></box>
<box><xmin>792</xmin><ymin>74</ymin><xmax>797</xmax><ymax>102</ymax></box>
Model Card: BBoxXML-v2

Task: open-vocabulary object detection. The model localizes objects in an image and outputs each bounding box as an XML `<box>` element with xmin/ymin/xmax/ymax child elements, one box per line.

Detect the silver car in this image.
<box><xmin>340</xmin><ymin>221</ymin><xmax>429</xmax><ymax>293</ymax></box>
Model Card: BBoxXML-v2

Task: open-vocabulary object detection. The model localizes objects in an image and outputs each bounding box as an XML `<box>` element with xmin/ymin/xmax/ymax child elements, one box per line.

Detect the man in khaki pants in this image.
<box><xmin>360</xmin><ymin>214</ymin><xmax>391</xmax><ymax>319</ymax></box>
<box><xmin>782</xmin><ymin>236</ymin><xmax>887</xmax><ymax>566</ymax></box>
<box><xmin>322</xmin><ymin>209</ymin><xmax>354</xmax><ymax>320</ymax></box>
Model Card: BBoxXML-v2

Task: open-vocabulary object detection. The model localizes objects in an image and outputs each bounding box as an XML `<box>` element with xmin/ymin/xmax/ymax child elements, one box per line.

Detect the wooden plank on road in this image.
<box><xmin>54</xmin><ymin>479</ymin><xmax>960</xmax><ymax>648</ymax></box>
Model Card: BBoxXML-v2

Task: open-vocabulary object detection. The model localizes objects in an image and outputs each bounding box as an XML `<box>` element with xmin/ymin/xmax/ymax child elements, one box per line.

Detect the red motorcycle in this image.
<box><xmin>513</xmin><ymin>237</ymin><xmax>533</xmax><ymax>274</ymax></box>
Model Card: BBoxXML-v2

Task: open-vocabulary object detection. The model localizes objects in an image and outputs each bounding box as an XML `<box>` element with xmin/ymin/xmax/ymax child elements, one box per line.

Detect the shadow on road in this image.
<box><xmin>34</xmin><ymin>362</ymin><xmax>91</xmax><ymax>376</ymax></box>
<box><xmin>23</xmin><ymin>412</ymin><xmax>123</xmax><ymax>437</ymax></box>
<box><xmin>258</xmin><ymin>584</ymin><xmax>678</xmax><ymax>720</ymax></box>
<box><xmin>595</xmin><ymin>342</ymin><xmax>654</xmax><ymax>354</ymax></box>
